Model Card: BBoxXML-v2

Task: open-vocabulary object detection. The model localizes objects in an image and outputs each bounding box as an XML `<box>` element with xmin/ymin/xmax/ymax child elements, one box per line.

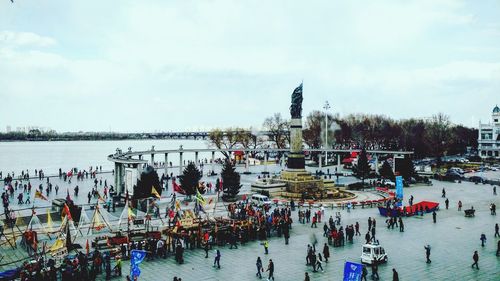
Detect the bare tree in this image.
<box><xmin>263</xmin><ymin>113</ymin><xmax>290</xmax><ymax>149</ymax></box>
<box><xmin>208</xmin><ymin>127</ymin><xmax>255</xmax><ymax>159</ymax></box>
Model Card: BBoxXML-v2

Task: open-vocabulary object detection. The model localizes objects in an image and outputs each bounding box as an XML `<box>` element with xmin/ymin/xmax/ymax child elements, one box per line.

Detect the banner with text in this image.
<box><xmin>343</xmin><ymin>261</ymin><xmax>363</xmax><ymax>281</ymax></box>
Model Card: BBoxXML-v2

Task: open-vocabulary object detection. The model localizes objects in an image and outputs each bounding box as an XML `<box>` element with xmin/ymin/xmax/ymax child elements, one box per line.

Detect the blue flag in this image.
<box><xmin>343</xmin><ymin>261</ymin><xmax>363</xmax><ymax>281</ymax></box>
<box><xmin>130</xmin><ymin>250</ymin><xmax>147</xmax><ymax>278</ymax></box>
<box><xmin>395</xmin><ymin>176</ymin><xmax>403</xmax><ymax>199</ymax></box>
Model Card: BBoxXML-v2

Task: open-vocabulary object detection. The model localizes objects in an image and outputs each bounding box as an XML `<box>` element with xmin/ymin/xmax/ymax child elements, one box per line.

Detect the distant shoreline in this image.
<box><xmin>0</xmin><ymin>132</ymin><xmax>208</xmax><ymax>142</ymax></box>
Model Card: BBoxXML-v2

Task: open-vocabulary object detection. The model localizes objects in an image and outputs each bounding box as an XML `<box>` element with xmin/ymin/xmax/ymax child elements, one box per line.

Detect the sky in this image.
<box><xmin>1</xmin><ymin>0</ymin><xmax>499</xmax><ymax>132</ymax></box>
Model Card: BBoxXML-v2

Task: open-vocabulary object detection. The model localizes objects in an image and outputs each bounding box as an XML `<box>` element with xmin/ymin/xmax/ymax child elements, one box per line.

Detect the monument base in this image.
<box><xmin>287</xmin><ymin>155</ymin><xmax>305</xmax><ymax>169</ymax></box>
<box><xmin>281</xmin><ymin>169</ymin><xmax>324</xmax><ymax>196</ymax></box>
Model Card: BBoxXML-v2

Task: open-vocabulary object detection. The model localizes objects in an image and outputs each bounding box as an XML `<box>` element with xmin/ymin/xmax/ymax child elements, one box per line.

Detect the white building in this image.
<box><xmin>478</xmin><ymin>105</ymin><xmax>500</xmax><ymax>159</ymax></box>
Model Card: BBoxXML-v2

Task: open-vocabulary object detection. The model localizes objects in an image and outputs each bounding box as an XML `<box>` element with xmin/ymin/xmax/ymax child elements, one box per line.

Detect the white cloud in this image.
<box><xmin>0</xmin><ymin>31</ymin><xmax>56</xmax><ymax>47</ymax></box>
<box><xmin>0</xmin><ymin>0</ymin><xmax>499</xmax><ymax>131</ymax></box>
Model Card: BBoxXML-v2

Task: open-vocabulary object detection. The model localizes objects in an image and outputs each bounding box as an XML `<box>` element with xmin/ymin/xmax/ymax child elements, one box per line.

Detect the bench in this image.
<box><xmin>464</xmin><ymin>209</ymin><xmax>475</xmax><ymax>217</ymax></box>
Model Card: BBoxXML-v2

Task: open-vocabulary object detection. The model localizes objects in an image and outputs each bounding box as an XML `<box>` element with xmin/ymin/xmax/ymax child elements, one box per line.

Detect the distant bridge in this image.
<box><xmin>132</xmin><ymin>131</ymin><xmax>279</xmax><ymax>140</ymax></box>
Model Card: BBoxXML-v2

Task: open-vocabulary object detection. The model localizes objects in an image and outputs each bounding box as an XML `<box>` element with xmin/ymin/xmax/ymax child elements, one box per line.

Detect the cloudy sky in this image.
<box><xmin>1</xmin><ymin>0</ymin><xmax>499</xmax><ymax>132</ymax></box>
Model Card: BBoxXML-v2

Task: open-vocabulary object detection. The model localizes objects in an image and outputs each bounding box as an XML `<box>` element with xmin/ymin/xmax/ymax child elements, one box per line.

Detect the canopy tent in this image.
<box><xmin>76</xmin><ymin>206</ymin><xmax>92</xmax><ymax>237</ymax></box>
<box><xmin>88</xmin><ymin>205</ymin><xmax>114</xmax><ymax>235</ymax></box>
<box><xmin>59</xmin><ymin>215</ymin><xmax>78</xmax><ymax>240</ymax></box>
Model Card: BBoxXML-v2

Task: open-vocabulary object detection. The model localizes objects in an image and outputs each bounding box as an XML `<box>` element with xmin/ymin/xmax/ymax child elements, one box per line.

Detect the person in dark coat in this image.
<box><xmin>323</xmin><ymin>243</ymin><xmax>330</xmax><ymax>262</ymax></box>
<box><xmin>361</xmin><ymin>265</ymin><xmax>368</xmax><ymax>281</ymax></box>
<box><xmin>424</xmin><ymin>245</ymin><xmax>431</xmax><ymax>263</ymax></box>
<box><xmin>471</xmin><ymin>251</ymin><xmax>479</xmax><ymax>269</ymax></box>
<box><xmin>392</xmin><ymin>268</ymin><xmax>399</xmax><ymax>281</ymax></box>
<box><xmin>266</xmin><ymin>259</ymin><xmax>275</xmax><ymax>280</ymax></box>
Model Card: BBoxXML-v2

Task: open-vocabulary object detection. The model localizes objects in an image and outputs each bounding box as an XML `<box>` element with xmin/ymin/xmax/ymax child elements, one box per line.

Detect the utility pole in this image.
<box><xmin>323</xmin><ymin>101</ymin><xmax>331</xmax><ymax>166</ymax></box>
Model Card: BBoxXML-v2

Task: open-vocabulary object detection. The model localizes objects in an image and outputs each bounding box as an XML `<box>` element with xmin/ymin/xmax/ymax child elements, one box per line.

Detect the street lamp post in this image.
<box><xmin>323</xmin><ymin>101</ymin><xmax>331</xmax><ymax>166</ymax></box>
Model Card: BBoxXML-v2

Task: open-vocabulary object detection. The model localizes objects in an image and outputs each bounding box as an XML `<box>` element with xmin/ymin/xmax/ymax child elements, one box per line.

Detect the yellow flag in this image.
<box><xmin>151</xmin><ymin>186</ymin><xmax>161</xmax><ymax>199</ymax></box>
<box><xmin>128</xmin><ymin>208</ymin><xmax>135</xmax><ymax>220</ymax></box>
<box><xmin>196</xmin><ymin>189</ymin><xmax>206</xmax><ymax>205</ymax></box>
<box><xmin>175</xmin><ymin>200</ymin><xmax>181</xmax><ymax>211</ymax></box>
<box><xmin>46</xmin><ymin>210</ymin><xmax>53</xmax><ymax>232</ymax></box>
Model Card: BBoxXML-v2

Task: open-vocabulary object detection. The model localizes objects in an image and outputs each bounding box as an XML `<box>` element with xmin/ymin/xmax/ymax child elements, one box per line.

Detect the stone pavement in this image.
<box><xmin>4</xmin><ymin>163</ymin><xmax>355</xmax><ymax>216</ymax></box>
<box><xmin>3</xmin><ymin>164</ymin><xmax>500</xmax><ymax>280</ymax></box>
<box><xmin>97</xmin><ymin>180</ymin><xmax>499</xmax><ymax>281</ymax></box>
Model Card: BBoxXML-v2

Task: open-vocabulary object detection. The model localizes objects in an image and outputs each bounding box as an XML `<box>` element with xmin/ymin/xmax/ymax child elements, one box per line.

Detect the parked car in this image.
<box><xmin>468</xmin><ymin>176</ymin><xmax>486</xmax><ymax>183</ymax></box>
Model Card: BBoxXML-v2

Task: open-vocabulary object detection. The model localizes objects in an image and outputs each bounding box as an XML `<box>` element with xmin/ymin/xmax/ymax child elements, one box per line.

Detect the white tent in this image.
<box><xmin>77</xmin><ymin>206</ymin><xmax>92</xmax><ymax>237</ymax></box>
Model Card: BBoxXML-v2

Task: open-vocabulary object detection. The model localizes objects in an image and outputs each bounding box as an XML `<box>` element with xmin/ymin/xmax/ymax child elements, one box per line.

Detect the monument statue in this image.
<box><xmin>290</xmin><ymin>83</ymin><xmax>303</xmax><ymax>119</ymax></box>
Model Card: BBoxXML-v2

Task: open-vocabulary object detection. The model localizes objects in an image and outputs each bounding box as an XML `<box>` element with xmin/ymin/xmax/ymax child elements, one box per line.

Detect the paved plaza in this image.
<box><xmin>2</xmin><ymin>165</ymin><xmax>500</xmax><ymax>280</ymax></box>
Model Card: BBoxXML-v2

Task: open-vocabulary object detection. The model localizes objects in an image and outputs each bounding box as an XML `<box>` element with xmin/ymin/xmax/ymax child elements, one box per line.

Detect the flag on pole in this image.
<box><xmin>35</xmin><ymin>190</ymin><xmax>48</xmax><ymax>201</ymax></box>
<box><xmin>151</xmin><ymin>186</ymin><xmax>161</xmax><ymax>199</ymax></box>
<box><xmin>63</xmin><ymin>204</ymin><xmax>73</xmax><ymax>221</ymax></box>
<box><xmin>172</xmin><ymin>179</ymin><xmax>186</xmax><ymax>194</ymax></box>
<box><xmin>46</xmin><ymin>210</ymin><xmax>54</xmax><ymax>232</ymax></box>
<box><xmin>128</xmin><ymin>207</ymin><xmax>136</xmax><ymax>220</ymax></box>
<box><xmin>175</xmin><ymin>200</ymin><xmax>181</xmax><ymax>211</ymax></box>
<box><xmin>86</xmin><ymin>239</ymin><xmax>90</xmax><ymax>255</ymax></box>
<box><xmin>195</xmin><ymin>189</ymin><xmax>206</xmax><ymax>205</ymax></box>
<box><xmin>130</xmin><ymin>250</ymin><xmax>147</xmax><ymax>278</ymax></box>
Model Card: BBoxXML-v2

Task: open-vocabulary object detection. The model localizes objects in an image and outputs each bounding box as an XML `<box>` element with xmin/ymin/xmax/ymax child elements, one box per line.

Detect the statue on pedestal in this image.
<box><xmin>290</xmin><ymin>83</ymin><xmax>303</xmax><ymax>119</ymax></box>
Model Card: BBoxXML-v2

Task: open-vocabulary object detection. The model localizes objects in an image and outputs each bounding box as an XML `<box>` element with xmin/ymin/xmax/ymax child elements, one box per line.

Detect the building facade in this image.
<box><xmin>478</xmin><ymin>105</ymin><xmax>500</xmax><ymax>159</ymax></box>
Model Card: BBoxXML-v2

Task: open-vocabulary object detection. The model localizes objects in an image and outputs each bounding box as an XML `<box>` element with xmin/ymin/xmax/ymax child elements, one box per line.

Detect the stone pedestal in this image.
<box><xmin>281</xmin><ymin>170</ymin><xmax>324</xmax><ymax>194</ymax></box>
<box><xmin>288</xmin><ymin>118</ymin><xmax>305</xmax><ymax>169</ymax></box>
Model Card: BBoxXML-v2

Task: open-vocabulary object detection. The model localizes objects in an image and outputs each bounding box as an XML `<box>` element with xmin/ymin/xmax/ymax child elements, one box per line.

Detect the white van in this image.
<box><xmin>251</xmin><ymin>194</ymin><xmax>272</xmax><ymax>206</ymax></box>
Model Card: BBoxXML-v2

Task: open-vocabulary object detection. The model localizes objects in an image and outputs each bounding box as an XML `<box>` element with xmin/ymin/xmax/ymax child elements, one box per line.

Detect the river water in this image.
<box><xmin>0</xmin><ymin>139</ymin><xmax>219</xmax><ymax>175</ymax></box>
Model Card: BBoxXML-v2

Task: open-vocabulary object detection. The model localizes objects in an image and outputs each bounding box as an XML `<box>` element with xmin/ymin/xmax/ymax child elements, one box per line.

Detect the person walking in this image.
<box><xmin>480</xmin><ymin>234</ymin><xmax>486</xmax><ymax>247</ymax></box>
<box><xmin>361</xmin><ymin>265</ymin><xmax>368</xmax><ymax>281</ymax></box>
<box><xmin>304</xmin><ymin>272</ymin><xmax>310</xmax><ymax>281</ymax></box>
<box><xmin>471</xmin><ymin>251</ymin><xmax>479</xmax><ymax>269</ymax></box>
<box><xmin>432</xmin><ymin>211</ymin><xmax>436</xmax><ymax>223</ymax></box>
<box><xmin>424</xmin><ymin>245</ymin><xmax>431</xmax><ymax>263</ymax></box>
<box><xmin>316</xmin><ymin>254</ymin><xmax>324</xmax><ymax>272</ymax></box>
<box><xmin>204</xmin><ymin>241</ymin><xmax>209</xmax><ymax>258</ymax></box>
<box><xmin>442</xmin><ymin>188</ymin><xmax>446</xmax><ymax>198</ymax></box>
<box><xmin>263</xmin><ymin>240</ymin><xmax>269</xmax><ymax>254</ymax></box>
<box><xmin>497</xmin><ymin>240</ymin><xmax>500</xmax><ymax>257</ymax></box>
<box><xmin>213</xmin><ymin>249</ymin><xmax>221</xmax><ymax>269</ymax></box>
<box><xmin>399</xmin><ymin>217</ymin><xmax>404</xmax><ymax>232</ymax></box>
<box><xmin>266</xmin><ymin>259</ymin><xmax>275</xmax><ymax>281</ymax></box>
<box><xmin>445</xmin><ymin>198</ymin><xmax>449</xmax><ymax>210</ymax></box>
<box><xmin>256</xmin><ymin>257</ymin><xmax>263</xmax><ymax>279</ymax></box>
<box><xmin>493</xmin><ymin>185</ymin><xmax>497</xmax><ymax>195</ymax></box>
<box><xmin>365</xmin><ymin>232</ymin><xmax>371</xmax><ymax>244</ymax></box>
<box><xmin>322</xmin><ymin>243</ymin><xmax>330</xmax><ymax>262</ymax></box>
<box><xmin>371</xmin><ymin>258</ymin><xmax>380</xmax><ymax>280</ymax></box>
<box><xmin>355</xmin><ymin>221</ymin><xmax>361</xmax><ymax>236</ymax></box>
<box><xmin>495</xmin><ymin>223</ymin><xmax>499</xmax><ymax>238</ymax></box>
<box><xmin>392</xmin><ymin>268</ymin><xmax>399</xmax><ymax>281</ymax></box>
<box><xmin>458</xmin><ymin>200</ymin><xmax>462</xmax><ymax>211</ymax></box>
<box><xmin>310</xmin><ymin>252</ymin><xmax>317</xmax><ymax>272</ymax></box>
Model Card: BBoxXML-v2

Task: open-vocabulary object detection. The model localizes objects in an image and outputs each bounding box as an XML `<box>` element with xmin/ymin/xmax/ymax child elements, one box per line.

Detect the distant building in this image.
<box><xmin>478</xmin><ymin>105</ymin><xmax>500</xmax><ymax>159</ymax></box>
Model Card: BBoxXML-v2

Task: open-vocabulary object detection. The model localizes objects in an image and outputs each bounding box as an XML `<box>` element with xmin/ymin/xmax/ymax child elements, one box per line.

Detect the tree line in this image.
<box><xmin>208</xmin><ymin>111</ymin><xmax>478</xmax><ymax>159</ymax></box>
